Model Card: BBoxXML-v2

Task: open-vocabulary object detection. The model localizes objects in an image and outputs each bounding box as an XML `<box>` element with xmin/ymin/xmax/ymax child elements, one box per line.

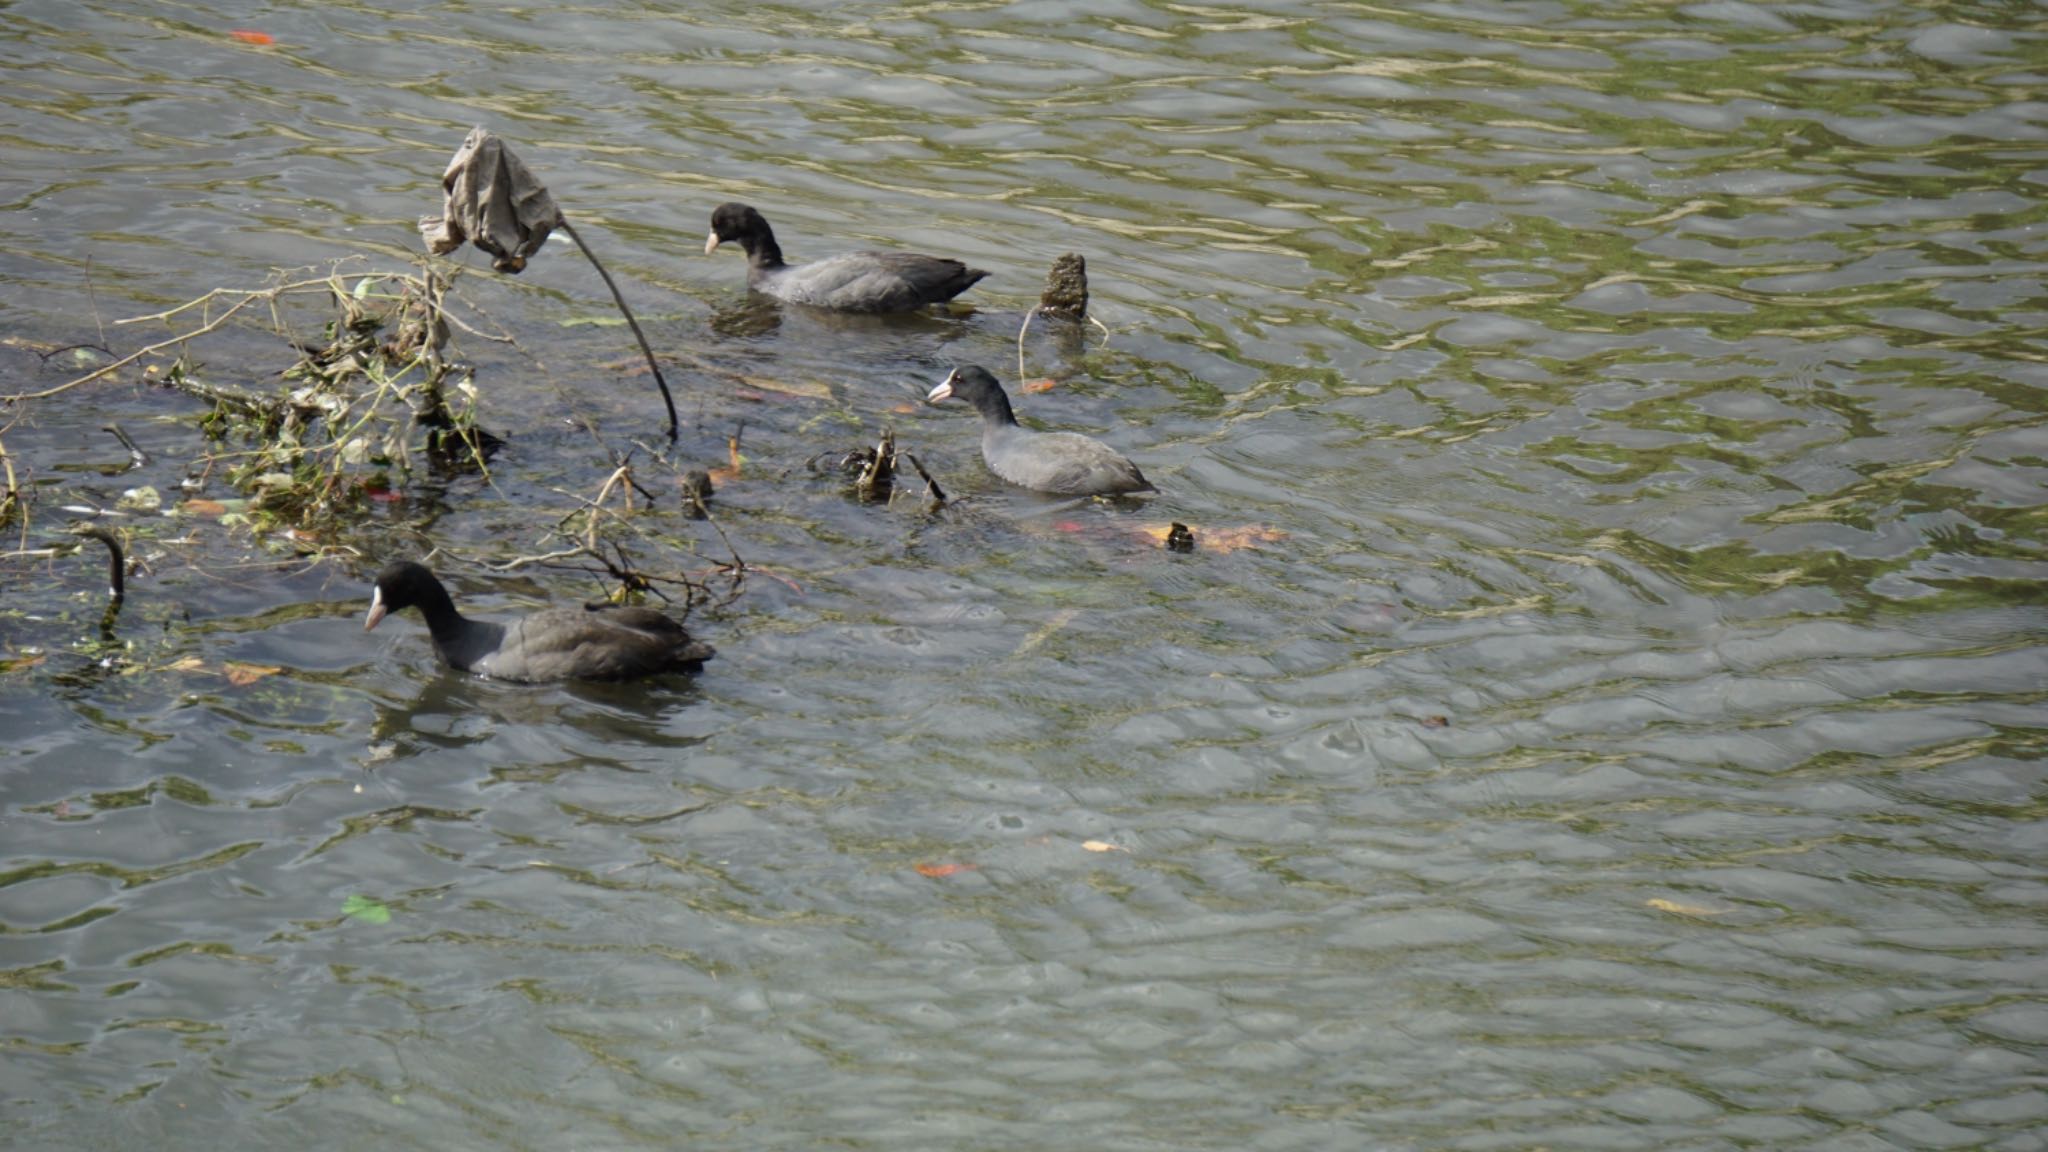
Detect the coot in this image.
<box><xmin>925</xmin><ymin>365</ymin><xmax>1155</xmax><ymax>497</ymax></box>
<box><xmin>705</xmin><ymin>203</ymin><xmax>988</xmax><ymax>314</ymax></box>
<box><xmin>364</xmin><ymin>561</ymin><xmax>714</xmax><ymax>683</ymax></box>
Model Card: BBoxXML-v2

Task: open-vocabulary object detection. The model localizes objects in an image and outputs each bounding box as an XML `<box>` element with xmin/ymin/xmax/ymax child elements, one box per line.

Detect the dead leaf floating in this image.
<box><xmin>419</xmin><ymin>126</ymin><xmax>678</xmax><ymax>440</ymax></box>
<box><xmin>915</xmin><ymin>862</ymin><xmax>975</xmax><ymax>878</ymax></box>
<box><xmin>1081</xmin><ymin>840</ymin><xmax>1128</xmax><ymax>854</ymax></box>
<box><xmin>419</xmin><ymin>128</ymin><xmax>560</xmax><ymax>274</ymax></box>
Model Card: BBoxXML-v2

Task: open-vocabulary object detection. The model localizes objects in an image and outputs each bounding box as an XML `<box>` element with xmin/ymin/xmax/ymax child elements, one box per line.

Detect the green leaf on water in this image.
<box><xmin>341</xmin><ymin>894</ymin><xmax>390</xmax><ymax>924</ymax></box>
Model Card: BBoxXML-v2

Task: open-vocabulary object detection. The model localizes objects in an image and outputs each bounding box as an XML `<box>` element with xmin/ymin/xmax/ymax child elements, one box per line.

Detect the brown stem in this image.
<box><xmin>557</xmin><ymin>218</ymin><xmax>679</xmax><ymax>442</ymax></box>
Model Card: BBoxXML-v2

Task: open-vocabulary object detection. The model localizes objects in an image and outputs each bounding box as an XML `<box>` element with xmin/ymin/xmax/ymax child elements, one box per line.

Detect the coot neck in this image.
<box><xmin>970</xmin><ymin>384</ymin><xmax>1018</xmax><ymax>427</ymax></box>
<box><xmin>408</xmin><ymin>578</ymin><xmax>473</xmax><ymax>649</ymax></box>
<box><xmin>741</xmin><ymin>221</ymin><xmax>786</xmax><ymax>270</ymax></box>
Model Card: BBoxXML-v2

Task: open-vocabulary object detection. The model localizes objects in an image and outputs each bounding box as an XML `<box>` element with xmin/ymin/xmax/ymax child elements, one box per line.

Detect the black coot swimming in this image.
<box><xmin>705</xmin><ymin>202</ymin><xmax>987</xmax><ymax>314</ymax></box>
<box><xmin>926</xmin><ymin>365</ymin><xmax>1155</xmax><ymax>497</ymax></box>
<box><xmin>364</xmin><ymin>561</ymin><xmax>714</xmax><ymax>683</ymax></box>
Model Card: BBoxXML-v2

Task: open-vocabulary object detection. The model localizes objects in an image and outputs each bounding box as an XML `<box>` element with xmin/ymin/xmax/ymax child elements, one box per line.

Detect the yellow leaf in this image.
<box><xmin>223</xmin><ymin>662</ymin><xmax>281</xmax><ymax>687</ymax></box>
<box><xmin>165</xmin><ymin>656</ymin><xmax>205</xmax><ymax>673</ymax></box>
<box><xmin>1647</xmin><ymin>898</ymin><xmax>1725</xmax><ymax>918</ymax></box>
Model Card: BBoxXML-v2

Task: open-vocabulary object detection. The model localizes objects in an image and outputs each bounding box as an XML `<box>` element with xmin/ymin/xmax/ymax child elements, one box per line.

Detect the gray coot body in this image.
<box><xmin>364</xmin><ymin>561</ymin><xmax>714</xmax><ymax>683</ymax></box>
<box><xmin>926</xmin><ymin>365</ymin><xmax>1155</xmax><ymax>497</ymax></box>
<box><xmin>705</xmin><ymin>203</ymin><xmax>987</xmax><ymax>314</ymax></box>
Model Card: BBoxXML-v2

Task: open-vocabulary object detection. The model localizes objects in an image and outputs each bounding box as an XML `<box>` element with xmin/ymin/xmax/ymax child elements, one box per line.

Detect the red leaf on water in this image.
<box><xmin>229</xmin><ymin>29</ymin><xmax>275</xmax><ymax>45</ymax></box>
<box><xmin>1053</xmin><ymin>520</ymin><xmax>1084</xmax><ymax>533</ymax></box>
<box><xmin>1021</xmin><ymin>378</ymin><xmax>1057</xmax><ymax>394</ymax></box>
<box><xmin>915</xmin><ymin>862</ymin><xmax>975</xmax><ymax>878</ymax></box>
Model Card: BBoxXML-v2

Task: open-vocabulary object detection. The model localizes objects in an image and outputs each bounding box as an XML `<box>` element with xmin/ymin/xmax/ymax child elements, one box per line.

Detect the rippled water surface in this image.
<box><xmin>4</xmin><ymin>1</ymin><xmax>2047</xmax><ymax>1148</ymax></box>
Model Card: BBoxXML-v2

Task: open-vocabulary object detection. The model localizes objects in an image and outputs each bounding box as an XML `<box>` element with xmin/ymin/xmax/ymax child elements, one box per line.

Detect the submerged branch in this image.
<box><xmin>5</xmin><ymin>293</ymin><xmax>263</xmax><ymax>403</ymax></box>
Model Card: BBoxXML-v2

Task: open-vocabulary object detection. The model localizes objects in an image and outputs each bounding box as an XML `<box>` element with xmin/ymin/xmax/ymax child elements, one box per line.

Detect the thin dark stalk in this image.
<box><xmin>72</xmin><ymin>524</ymin><xmax>125</xmax><ymax>637</ymax></box>
<box><xmin>104</xmin><ymin>423</ymin><xmax>147</xmax><ymax>470</ymax></box>
<box><xmin>557</xmin><ymin>218</ymin><xmax>679</xmax><ymax>442</ymax></box>
<box><xmin>902</xmin><ymin>452</ymin><xmax>946</xmax><ymax>505</ymax></box>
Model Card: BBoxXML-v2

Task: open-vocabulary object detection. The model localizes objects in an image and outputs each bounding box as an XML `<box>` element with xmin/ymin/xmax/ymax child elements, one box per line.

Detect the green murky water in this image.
<box><xmin>3</xmin><ymin>1</ymin><xmax>2046</xmax><ymax>1148</ymax></box>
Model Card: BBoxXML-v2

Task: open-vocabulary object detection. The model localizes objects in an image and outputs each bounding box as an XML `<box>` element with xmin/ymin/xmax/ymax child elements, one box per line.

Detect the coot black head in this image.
<box><xmin>365</xmin><ymin>560</ymin><xmax>454</xmax><ymax>632</ymax></box>
<box><xmin>926</xmin><ymin>365</ymin><xmax>1016</xmax><ymax>425</ymax></box>
<box><xmin>705</xmin><ymin>202</ymin><xmax>781</xmax><ymax>266</ymax></box>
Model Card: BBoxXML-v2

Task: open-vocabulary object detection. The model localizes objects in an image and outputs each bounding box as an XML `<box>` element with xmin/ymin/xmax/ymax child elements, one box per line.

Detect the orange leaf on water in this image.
<box><xmin>223</xmin><ymin>662</ymin><xmax>282</xmax><ymax>687</ymax></box>
<box><xmin>1021</xmin><ymin>378</ymin><xmax>1057</xmax><ymax>394</ymax></box>
<box><xmin>1208</xmin><ymin>525</ymin><xmax>1288</xmax><ymax>552</ymax></box>
<box><xmin>1081</xmin><ymin>840</ymin><xmax>1127</xmax><ymax>853</ymax></box>
<box><xmin>229</xmin><ymin>29</ymin><xmax>275</xmax><ymax>45</ymax></box>
<box><xmin>1137</xmin><ymin>522</ymin><xmax>1287</xmax><ymax>554</ymax></box>
<box><xmin>179</xmin><ymin>499</ymin><xmax>228</xmax><ymax>518</ymax></box>
<box><xmin>915</xmin><ymin>862</ymin><xmax>975</xmax><ymax>878</ymax></box>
